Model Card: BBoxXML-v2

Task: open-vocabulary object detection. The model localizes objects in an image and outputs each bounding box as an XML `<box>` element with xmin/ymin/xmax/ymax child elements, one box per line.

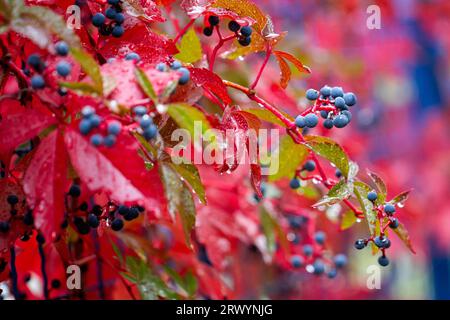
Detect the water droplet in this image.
<box><xmin>306</xmin><ymin>265</ymin><xmax>314</xmax><ymax>273</ymax></box>
<box><xmin>356</xmin><ymin>218</ymin><xmax>361</xmax><ymax>223</ymax></box>
<box><xmin>398</xmin><ymin>203</ymin><xmax>404</xmax><ymax>208</ymax></box>
<box><xmin>312</xmin><ymin>178</ymin><xmax>320</xmax><ymax>184</ymax></box>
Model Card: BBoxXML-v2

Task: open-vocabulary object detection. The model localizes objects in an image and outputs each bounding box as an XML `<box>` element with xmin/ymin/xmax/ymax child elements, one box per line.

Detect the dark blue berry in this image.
<box><xmin>27</xmin><ymin>54</ymin><xmax>43</xmax><ymax>71</ymax></box>
<box><xmin>334</xmin><ymin>254</ymin><xmax>347</xmax><ymax>268</ymax></box>
<box><xmin>374</xmin><ymin>236</ymin><xmax>390</xmax><ymax>248</ymax></box>
<box><xmin>170</xmin><ymin>61</ymin><xmax>182</xmax><ymax>70</ymax></box>
<box><xmin>178</xmin><ymin>67</ymin><xmax>190</xmax><ymax>85</ymax></box>
<box><xmin>287</xmin><ymin>215</ymin><xmax>304</xmax><ymax>229</ymax></box>
<box><xmin>90</xmin><ymin>114</ymin><xmax>101</xmax><ymax>127</ymax></box>
<box><xmin>335</xmin><ymin>169</ymin><xmax>342</xmax><ymax>178</ymax></box>
<box><xmin>90</xmin><ymin>134</ymin><xmax>103</xmax><ymax>146</ymax></box>
<box><xmin>103</xmin><ymin>134</ymin><xmax>116</xmax><ymax>147</ymax></box>
<box><xmin>367</xmin><ymin>191</ymin><xmax>378</xmax><ymax>202</ymax></box>
<box><xmin>92</xmin><ymin>13</ymin><xmax>106</xmax><ymax>27</ymax></box>
<box><xmin>111</xmin><ymin>218</ymin><xmax>124</xmax><ymax>231</ymax></box>
<box><xmin>79</xmin><ymin>119</ymin><xmax>92</xmax><ymax>135</ymax></box>
<box><xmin>303</xmin><ymin>244</ymin><xmax>313</xmax><ymax>256</ymax></box>
<box><xmin>306</xmin><ymin>89</ymin><xmax>319</xmax><ymax>101</ymax></box>
<box><xmin>320</xmin><ymin>85</ymin><xmax>331</xmax><ymax>97</ymax></box>
<box><xmin>313</xmin><ymin>260</ymin><xmax>325</xmax><ymax>275</ymax></box>
<box><xmin>81</xmin><ymin>105</ymin><xmax>95</xmax><ymax>118</ymax></box>
<box><xmin>203</xmin><ymin>27</ymin><xmax>213</xmax><ymax>36</ymax></box>
<box><xmin>36</xmin><ymin>233</ymin><xmax>45</xmax><ymax>244</ymax></box>
<box><xmin>55</xmin><ymin>41</ymin><xmax>69</xmax><ymax>56</ymax></box>
<box><xmin>112</xmin><ymin>25</ymin><xmax>124</xmax><ymax>38</ymax></box>
<box><xmin>107</xmin><ymin>121</ymin><xmax>121</xmax><ymax>135</ymax></box>
<box><xmin>124</xmin><ymin>207</ymin><xmax>139</xmax><ymax>221</ymax></box>
<box><xmin>384</xmin><ymin>204</ymin><xmax>396</xmax><ymax>214</ymax></box>
<box><xmin>378</xmin><ymin>255</ymin><xmax>389</xmax><ymax>267</ymax></box>
<box><xmin>240</xmin><ymin>26</ymin><xmax>252</xmax><ymax>37</ymax></box>
<box><xmin>133</xmin><ymin>106</ymin><xmax>147</xmax><ymax>116</ymax></box>
<box><xmin>314</xmin><ymin>231</ymin><xmax>326</xmax><ymax>244</ymax></box>
<box><xmin>320</xmin><ymin>110</ymin><xmax>329</xmax><ymax>119</ymax></box>
<box><xmin>303</xmin><ymin>160</ymin><xmax>316</xmax><ymax>172</ymax></box>
<box><xmin>327</xmin><ymin>269</ymin><xmax>337</xmax><ymax>279</ymax></box>
<box><xmin>334</xmin><ymin>96</ymin><xmax>346</xmax><ymax>109</ymax></box>
<box><xmin>87</xmin><ymin>214</ymin><xmax>100</xmax><ymax>228</ymax></box>
<box><xmin>31</xmin><ymin>75</ymin><xmax>45</xmax><ymax>89</ymax></box>
<box><xmin>7</xmin><ymin>194</ymin><xmax>19</xmax><ymax>205</ymax></box>
<box><xmin>114</xmin><ymin>12</ymin><xmax>124</xmax><ymax>24</ymax></box>
<box><xmin>354</xmin><ymin>239</ymin><xmax>366</xmax><ymax>250</ymax></box>
<box><xmin>238</xmin><ymin>36</ymin><xmax>251</xmax><ymax>46</ymax></box>
<box><xmin>289</xmin><ymin>178</ymin><xmax>300</xmax><ymax>190</ymax></box>
<box><xmin>208</xmin><ymin>15</ymin><xmax>219</xmax><ymax>26</ymax></box>
<box><xmin>140</xmin><ymin>115</ymin><xmax>153</xmax><ymax>129</ymax></box>
<box><xmin>295</xmin><ymin>115</ymin><xmax>306</xmax><ymax>128</ymax></box>
<box><xmin>69</xmin><ymin>184</ymin><xmax>81</xmax><ymax>197</ymax></box>
<box><xmin>331</xmin><ymin>86</ymin><xmax>344</xmax><ymax>98</ymax></box>
<box><xmin>143</xmin><ymin>124</ymin><xmax>157</xmax><ymax>140</ymax></box>
<box><xmin>291</xmin><ymin>255</ymin><xmax>304</xmax><ymax>268</ymax></box>
<box><xmin>156</xmin><ymin>63</ymin><xmax>166</xmax><ymax>72</ymax></box>
<box><xmin>105</xmin><ymin>7</ymin><xmax>117</xmax><ymax>19</ymax></box>
<box><xmin>304</xmin><ymin>113</ymin><xmax>318</xmax><ymax>128</ymax></box>
<box><xmin>332</xmin><ymin>114</ymin><xmax>349</xmax><ymax>128</ymax></box>
<box><xmin>323</xmin><ymin>118</ymin><xmax>333</xmax><ymax>129</ymax></box>
<box><xmin>58</xmin><ymin>88</ymin><xmax>68</xmax><ymax>96</ymax></box>
<box><xmin>389</xmin><ymin>218</ymin><xmax>399</xmax><ymax>229</ymax></box>
<box><xmin>125</xmin><ymin>52</ymin><xmax>140</xmax><ymax>62</ymax></box>
<box><xmin>341</xmin><ymin>110</ymin><xmax>352</xmax><ymax>122</ymax></box>
<box><xmin>228</xmin><ymin>20</ymin><xmax>240</xmax><ymax>32</ymax></box>
<box><xmin>343</xmin><ymin>92</ymin><xmax>357</xmax><ymax>106</ymax></box>
<box><xmin>56</xmin><ymin>61</ymin><xmax>71</xmax><ymax>77</ymax></box>
<box><xmin>0</xmin><ymin>222</ymin><xmax>10</xmax><ymax>233</ymax></box>
<box><xmin>118</xmin><ymin>205</ymin><xmax>129</xmax><ymax>216</ymax></box>
<box><xmin>108</xmin><ymin>0</ymin><xmax>120</xmax><ymax>5</ymax></box>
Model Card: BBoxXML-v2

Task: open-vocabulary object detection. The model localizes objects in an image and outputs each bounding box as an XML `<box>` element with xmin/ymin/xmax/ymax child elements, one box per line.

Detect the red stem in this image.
<box><xmin>250</xmin><ymin>47</ymin><xmax>272</xmax><ymax>90</ymax></box>
<box><xmin>174</xmin><ymin>18</ymin><xmax>195</xmax><ymax>43</ymax></box>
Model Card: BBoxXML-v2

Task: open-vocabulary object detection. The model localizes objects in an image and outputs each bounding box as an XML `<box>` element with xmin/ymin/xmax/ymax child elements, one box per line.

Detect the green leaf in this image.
<box><xmin>159</xmin><ymin>164</ymin><xmax>196</xmax><ymax>246</ymax></box>
<box><xmin>389</xmin><ymin>189</ymin><xmax>411</xmax><ymax>207</ymax></box>
<box><xmin>313</xmin><ymin>179</ymin><xmax>353</xmax><ymax>207</ymax></box>
<box><xmin>110</xmin><ymin>240</ymin><xmax>124</xmax><ymax>265</ymax></box>
<box><xmin>244</xmin><ymin>108</ymin><xmax>294</xmax><ymax>127</ymax></box>
<box><xmin>10</xmin><ymin>4</ymin><xmax>80</xmax><ymax>49</ymax></box>
<box><xmin>303</xmin><ymin>135</ymin><xmax>350</xmax><ymax>178</ymax></box>
<box><xmin>340</xmin><ymin>210</ymin><xmax>357</xmax><ymax>230</ymax></box>
<box><xmin>175</xmin><ymin>27</ymin><xmax>202</xmax><ymax>64</ymax></box>
<box><xmin>392</xmin><ymin>222</ymin><xmax>416</xmax><ymax>254</ymax></box>
<box><xmin>268</xmin><ymin>135</ymin><xmax>308</xmax><ymax>182</ymax></box>
<box><xmin>353</xmin><ymin>181</ymin><xmax>376</xmax><ymax>236</ymax></box>
<box><xmin>169</xmin><ymin>160</ymin><xmax>206</xmax><ymax>204</ymax></box>
<box><xmin>70</xmin><ymin>47</ymin><xmax>103</xmax><ymax>94</ymax></box>
<box><xmin>135</xmin><ymin>67</ymin><xmax>157</xmax><ymax>104</ymax></box>
<box><xmin>59</xmin><ymin>81</ymin><xmax>101</xmax><ymax>96</ymax></box>
<box><xmin>367</xmin><ymin>170</ymin><xmax>387</xmax><ymax>204</ymax></box>
<box><xmin>166</xmin><ymin>103</ymin><xmax>210</xmax><ymax>139</ymax></box>
<box><xmin>259</xmin><ymin>207</ymin><xmax>276</xmax><ymax>255</ymax></box>
<box><xmin>183</xmin><ymin>271</ymin><xmax>198</xmax><ymax>297</ymax></box>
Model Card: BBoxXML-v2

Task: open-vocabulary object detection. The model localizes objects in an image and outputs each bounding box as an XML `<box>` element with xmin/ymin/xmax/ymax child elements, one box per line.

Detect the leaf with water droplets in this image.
<box><xmin>269</xmin><ymin>135</ymin><xmax>308</xmax><ymax>182</ymax></box>
<box><xmin>313</xmin><ymin>179</ymin><xmax>353</xmax><ymax>208</ymax></box>
<box><xmin>392</xmin><ymin>222</ymin><xmax>416</xmax><ymax>254</ymax></box>
<box><xmin>122</xmin><ymin>0</ymin><xmax>165</xmax><ymax>23</ymax></box>
<box><xmin>175</xmin><ymin>27</ymin><xmax>202</xmax><ymax>64</ymax></box>
<box><xmin>166</xmin><ymin>103</ymin><xmax>211</xmax><ymax>139</ymax></box>
<box><xmin>353</xmin><ymin>181</ymin><xmax>376</xmax><ymax>236</ymax></box>
<box><xmin>212</xmin><ymin>0</ymin><xmax>267</xmax><ymax>33</ymax></box>
<box><xmin>389</xmin><ymin>189</ymin><xmax>411</xmax><ymax>206</ymax></box>
<box><xmin>367</xmin><ymin>170</ymin><xmax>387</xmax><ymax>205</ymax></box>
<box><xmin>273</xmin><ymin>50</ymin><xmax>311</xmax><ymax>89</ymax></box>
<box><xmin>169</xmin><ymin>160</ymin><xmax>206</xmax><ymax>204</ymax></box>
<box><xmin>189</xmin><ymin>68</ymin><xmax>231</xmax><ymax>106</ymax></box>
<box><xmin>303</xmin><ymin>135</ymin><xmax>350</xmax><ymax>179</ymax></box>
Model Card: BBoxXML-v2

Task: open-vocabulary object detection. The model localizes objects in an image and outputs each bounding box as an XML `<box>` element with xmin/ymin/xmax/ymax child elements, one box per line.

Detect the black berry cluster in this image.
<box><xmin>295</xmin><ymin>86</ymin><xmax>357</xmax><ymax>130</ymax></box>
<box><xmin>91</xmin><ymin>0</ymin><xmax>125</xmax><ymax>38</ymax></box>
<box><xmin>203</xmin><ymin>15</ymin><xmax>253</xmax><ymax>47</ymax></box>
<box><xmin>289</xmin><ymin>160</ymin><xmax>316</xmax><ymax>190</ymax></box>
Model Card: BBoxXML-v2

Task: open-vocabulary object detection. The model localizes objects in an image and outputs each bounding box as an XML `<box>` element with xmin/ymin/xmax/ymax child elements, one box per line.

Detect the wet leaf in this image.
<box><xmin>389</xmin><ymin>189</ymin><xmax>412</xmax><ymax>206</ymax></box>
<box><xmin>392</xmin><ymin>222</ymin><xmax>416</xmax><ymax>254</ymax></box>
<box><xmin>244</xmin><ymin>108</ymin><xmax>293</xmax><ymax>127</ymax></box>
<box><xmin>353</xmin><ymin>181</ymin><xmax>376</xmax><ymax>236</ymax></box>
<box><xmin>70</xmin><ymin>47</ymin><xmax>103</xmax><ymax>95</ymax></box>
<box><xmin>269</xmin><ymin>135</ymin><xmax>308</xmax><ymax>182</ymax></box>
<box><xmin>189</xmin><ymin>68</ymin><xmax>231</xmax><ymax>106</ymax></box>
<box><xmin>273</xmin><ymin>50</ymin><xmax>311</xmax><ymax>88</ymax></box>
<box><xmin>135</xmin><ymin>67</ymin><xmax>157</xmax><ymax>104</ymax></box>
<box><xmin>212</xmin><ymin>0</ymin><xmax>267</xmax><ymax>33</ymax></box>
<box><xmin>340</xmin><ymin>210</ymin><xmax>357</xmax><ymax>230</ymax></box>
<box><xmin>367</xmin><ymin>170</ymin><xmax>387</xmax><ymax>204</ymax></box>
<box><xmin>122</xmin><ymin>0</ymin><xmax>165</xmax><ymax>23</ymax></box>
<box><xmin>169</xmin><ymin>160</ymin><xmax>206</xmax><ymax>204</ymax></box>
<box><xmin>313</xmin><ymin>179</ymin><xmax>353</xmax><ymax>207</ymax></box>
<box><xmin>166</xmin><ymin>103</ymin><xmax>210</xmax><ymax>139</ymax></box>
<box><xmin>175</xmin><ymin>27</ymin><xmax>202</xmax><ymax>64</ymax></box>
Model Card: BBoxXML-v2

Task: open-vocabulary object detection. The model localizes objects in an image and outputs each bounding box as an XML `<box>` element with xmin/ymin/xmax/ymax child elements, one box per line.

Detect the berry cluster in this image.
<box><xmin>289</xmin><ymin>160</ymin><xmax>316</xmax><ymax>190</ymax></box>
<box><xmin>203</xmin><ymin>15</ymin><xmax>253</xmax><ymax>47</ymax></box>
<box><xmin>92</xmin><ymin>0</ymin><xmax>125</xmax><ymax>38</ymax></box>
<box><xmin>27</xmin><ymin>41</ymin><xmax>71</xmax><ymax>90</ymax></box>
<box><xmin>133</xmin><ymin>105</ymin><xmax>157</xmax><ymax>140</ymax></box>
<box><xmin>354</xmin><ymin>191</ymin><xmax>399</xmax><ymax>267</ymax></box>
<box><xmin>295</xmin><ymin>86</ymin><xmax>357</xmax><ymax>130</ymax></box>
<box><xmin>156</xmin><ymin>59</ymin><xmax>190</xmax><ymax>85</ymax></box>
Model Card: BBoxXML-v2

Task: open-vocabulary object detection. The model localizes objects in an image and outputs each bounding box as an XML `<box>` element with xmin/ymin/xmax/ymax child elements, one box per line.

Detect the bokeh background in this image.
<box><xmin>253</xmin><ymin>0</ymin><xmax>449</xmax><ymax>299</ymax></box>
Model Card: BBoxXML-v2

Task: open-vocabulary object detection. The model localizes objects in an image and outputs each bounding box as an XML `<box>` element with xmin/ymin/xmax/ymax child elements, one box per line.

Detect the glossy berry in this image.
<box><xmin>314</xmin><ymin>231</ymin><xmax>326</xmax><ymax>244</ymax></box>
<box><xmin>384</xmin><ymin>203</ymin><xmax>396</xmax><ymax>214</ymax></box>
<box><xmin>295</xmin><ymin>115</ymin><xmax>306</xmax><ymax>128</ymax></box>
<box><xmin>334</xmin><ymin>254</ymin><xmax>348</xmax><ymax>268</ymax></box>
<box><xmin>335</xmin><ymin>169</ymin><xmax>342</xmax><ymax>178</ymax></box>
<box><xmin>27</xmin><ymin>54</ymin><xmax>42</xmax><ymax>71</ymax></box>
<box><xmin>79</xmin><ymin>119</ymin><xmax>92</xmax><ymax>135</ymax></box>
<box><xmin>341</xmin><ymin>110</ymin><xmax>352</xmax><ymax>122</ymax></box>
<box><xmin>114</xmin><ymin>13</ymin><xmax>125</xmax><ymax>24</ymax></box>
<box><xmin>156</xmin><ymin>63</ymin><xmax>166</xmax><ymax>72</ymax></box>
<box><xmin>238</xmin><ymin>36</ymin><xmax>251</xmax><ymax>46</ymax></box>
<box><xmin>56</xmin><ymin>61</ymin><xmax>71</xmax><ymax>77</ymax></box>
<box><xmin>291</xmin><ymin>255</ymin><xmax>304</xmax><ymax>268</ymax></box>
<box><xmin>228</xmin><ymin>20</ymin><xmax>240</xmax><ymax>32</ymax></box>
<box><xmin>178</xmin><ymin>67</ymin><xmax>190</xmax><ymax>85</ymax></box>
<box><xmin>125</xmin><ymin>52</ymin><xmax>140</xmax><ymax>62</ymax></box>
<box><xmin>112</xmin><ymin>25</ymin><xmax>124</xmax><ymax>38</ymax></box>
<box><xmin>107</xmin><ymin>121</ymin><xmax>121</xmax><ymax>135</ymax></box>
<box><xmin>105</xmin><ymin>7</ymin><xmax>117</xmax><ymax>19</ymax></box>
<box><xmin>90</xmin><ymin>114</ymin><xmax>101</xmax><ymax>127</ymax></box>
<box><xmin>92</xmin><ymin>13</ymin><xmax>106</xmax><ymax>27</ymax></box>
<box><xmin>378</xmin><ymin>255</ymin><xmax>389</xmax><ymax>267</ymax></box>
<box><xmin>7</xmin><ymin>194</ymin><xmax>19</xmax><ymax>205</ymax></box>
<box><xmin>58</xmin><ymin>88</ymin><xmax>68</xmax><ymax>96</ymax></box>
<box><xmin>55</xmin><ymin>41</ymin><xmax>69</xmax><ymax>56</ymax></box>
<box><xmin>343</xmin><ymin>92</ymin><xmax>357</xmax><ymax>106</ymax></box>
<box><xmin>124</xmin><ymin>207</ymin><xmax>139</xmax><ymax>221</ymax></box>
<box><xmin>143</xmin><ymin>124</ymin><xmax>158</xmax><ymax>140</ymax></box>
<box><xmin>31</xmin><ymin>75</ymin><xmax>45</xmax><ymax>89</ymax></box>
<box><xmin>327</xmin><ymin>269</ymin><xmax>337</xmax><ymax>279</ymax></box>
<box><xmin>331</xmin><ymin>86</ymin><xmax>344</xmax><ymax>98</ymax></box>
<box><xmin>90</xmin><ymin>134</ymin><xmax>103</xmax><ymax>146</ymax></box>
<box><xmin>354</xmin><ymin>239</ymin><xmax>366</xmax><ymax>250</ymax></box>
<box><xmin>68</xmin><ymin>184</ymin><xmax>81</xmax><ymax>197</ymax></box>
<box><xmin>374</xmin><ymin>236</ymin><xmax>389</xmax><ymax>248</ymax></box>
<box><xmin>303</xmin><ymin>244</ymin><xmax>313</xmax><ymax>256</ymax></box>
<box><xmin>303</xmin><ymin>160</ymin><xmax>316</xmax><ymax>172</ymax></box>
<box><xmin>208</xmin><ymin>15</ymin><xmax>219</xmax><ymax>26</ymax></box>
<box><xmin>111</xmin><ymin>218</ymin><xmax>124</xmax><ymax>231</ymax></box>
<box><xmin>320</xmin><ymin>110</ymin><xmax>329</xmax><ymax>119</ymax></box>
<box><xmin>81</xmin><ymin>105</ymin><xmax>95</xmax><ymax>118</ymax></box>
<box><xmin>334</xmin><ymin>96</ymin><xmax>346</xmax><ymax>109</ymax></box>
<box><xmin>170</xmin><ymin>61</ymin><xmax>182</xmax><ymax>70</ymax></box>
<box><xmin>320</xmin><ymin>85</ymin><xmax>331</xmax><ymax>97</ymax></box>
<box><xmin>36</xmin><ymin>233</ymin><xmax>46</xmax><ymax>244</ymax></box>
<box><xmin>240</xmin><ymin>26</ymin><xmax>252</xmax><ymax>37</ymax></box>
<box><xmin>140</xmin><ymin>115</ymin><xmax>152</xmax><ymax>129</ymax></box>
<box><xmin>305</xmin><ymin>89</ymin><xmax>319</xmax><ymax>101</ymax></box>
<box><xmin>367</xmin><ymin>191</ymin><xmax>378</xmax><ymax>202</ymax></box>
<box><xmin>304</xmin><ymin>113</ymin><xmax>319</xmax><ymax>128</ymax></box>
<box><xmin>87</xmin><ymin>214</ymin><xmax>100</xmax><ymax>228</ymax></box>
<box><xmin>118</xmin><ymin>205</ymin><xmax>130</xmax><ymax>216</ymax></box>
<box><xmin>287</xmin><ymin>215</ymin><xmax>304</xmax><ymax>229</ymax></box>
<box><xmin>103</xmin><ymin>134</ymin><xmax>116</xmax><ymax>148</ymax></box>
<box><xmin>313</xmin><ymin>260</ymin><xmax>325</xmax><ymax>275</ymax></box>
<box><xmin>389</xmin><ymin>218</ymin><xmax>399</xmax><ymax>229</ymax></box>
<box><xmin>289</xmin><ymin>178</ymin><xmax>300</xmax><ymax>190</ymax></box>
<box><xmin>203</xmin><ymin>27</ymin><xmax>213</xmax><ymax>37</ymax></box>
<box><xmin>332</xmin><ymin>114</ymin><xmax>349</xmax><ymax>128</ymax></box>
<box><xmin>323</xmin><ymin>119</ymin><xmax>333</xmax><ymax>129</ymax></box>
<box><xmin>133</xmin><ymin>105</ymin><xmax>147</xmax><ymax>116</ymax></box>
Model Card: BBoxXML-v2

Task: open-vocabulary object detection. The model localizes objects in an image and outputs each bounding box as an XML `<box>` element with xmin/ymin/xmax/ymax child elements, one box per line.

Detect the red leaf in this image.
<box><xmin>23</xmin><ymin>130</ymin><xmax>67</xmax><ymax>241</ymax></box>
<box><xmin>64</xmin><ymin>129</ymin><xmax>164</xmax><ymax>214</ymax></box>
<box><xmin>0</xmin><ymin>109</ymin><xmax>55</xmax><ymax>156</ymax></box>
<box><xmin>189</xmin><ymin>68</ymin><xmax>232</xmax><ymax>106</ymax></box>
<box><xmin>250</xmin><ymin>164</ymin><xmax>262</xmax><ymax>198</ymax></box>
